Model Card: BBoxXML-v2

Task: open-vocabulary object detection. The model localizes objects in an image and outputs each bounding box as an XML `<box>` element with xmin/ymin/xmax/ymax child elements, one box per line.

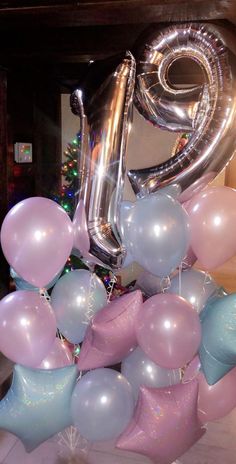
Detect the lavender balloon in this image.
<box><xmin>121</xmin><ymin>347</ymin><xmax>181</xmax><ymax>401</ymax></box>
<box><xmin>71</xmin><ymin>368</ymin><xmax>135</xmax><ymax>442</ymax></box>
<box><xmin>136</xmin><ymin>293</ymin><xmax>201</xmax><ymax>369</ymax></box>
<box><xmin>51</xmin><ymin>269</ymin><xmax>107</xmax><ymax>344</ymax></box>
<box><xmin>1</xmin><ymin>197</ymin><xmax>73</xmax><ymax>288</ymax></box>
<box><xmin>167</xmin><ymin>269</ymin><xmax>218</xmax><ymax>313</ymax></box>
<box><xmin>0</xmin><ymin>291</ymin><xmax>57</xmax><ymax>367</ymax></box>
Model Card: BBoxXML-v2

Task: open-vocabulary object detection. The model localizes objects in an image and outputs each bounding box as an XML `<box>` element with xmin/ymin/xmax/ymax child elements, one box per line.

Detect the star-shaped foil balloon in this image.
<box><xmin>116</xmin><ymin>380</ymin><xmax>205</xmax><ymax>464</ymax></box>
<box><xmin>0</xmin><ymin>364</ymin><xmax>78</xmax><ymax>452</ymax></box>
<box><xmin>77</xmin><ymin>290</ymin><xmax>143</xmax><ymax>371</ymax></box>
<box><xmin>199</xmin><ymin>293</ymin><xmax>236</xmax><ymax>385</ymax></box>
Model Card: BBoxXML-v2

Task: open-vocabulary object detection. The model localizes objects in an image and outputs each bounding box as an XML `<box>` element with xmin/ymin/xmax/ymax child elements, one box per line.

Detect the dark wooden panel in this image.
<box><xmin>33</xmin><ymin>81</ymin><xmax>62</xmax><ymax>198</ymax></box>
<box><xmin>0</xmin><ymin>0</ymin><xmax>235</xmax><ymax>27</ymax></box>
<box><xmin>0</xmin><ymin>24</ymin><xmax>146</xmax><ymax>64</ymax></box>
<box><xmin>0</xmin><ymin>68</ymin><xmax>9</xmax><ymax>295</ymax></box>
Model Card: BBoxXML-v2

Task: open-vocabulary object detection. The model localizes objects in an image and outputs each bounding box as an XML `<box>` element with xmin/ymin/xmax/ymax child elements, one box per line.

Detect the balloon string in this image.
<box><xmin>107</xmin><ymin>273</ymin><xmax>117</xmax><ymax>302</ymax></box>
<box><xmin>160</xmin><ymin>276</ymin><xmax>171</xmax><ymax>293</ymax></box>
<box><xmin>57</xmin><ymin>425</ymin><xmax>89</xmax><ymax>457</ymax></box>
<box><xmin>39</xmin><ymin>288</ymin><xmax>51</xmax><ymax>302</ymax></box>
<box><xmin>82</xmin><ymin>272</ymin><xmax>96</xmax><ymax>325</ymax></box>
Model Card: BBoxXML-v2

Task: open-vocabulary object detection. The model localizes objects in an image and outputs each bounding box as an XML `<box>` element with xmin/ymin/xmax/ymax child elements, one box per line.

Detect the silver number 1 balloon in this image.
<box><xmin>128</xmin><ymin>23</ymin><xmax>236</xmax><ymax>200</ymax></box>
<box><xmin>71</xmin><ymin>52</ymin><xmax>135</xmax><ymax>269</ymax></box>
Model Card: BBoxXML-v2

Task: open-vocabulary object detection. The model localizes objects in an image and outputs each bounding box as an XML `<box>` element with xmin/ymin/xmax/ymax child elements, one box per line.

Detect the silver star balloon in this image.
<box><xmin>0</xmin><ymin>364</ymin><xmax>78</xmax><ymax>452</ymax></box>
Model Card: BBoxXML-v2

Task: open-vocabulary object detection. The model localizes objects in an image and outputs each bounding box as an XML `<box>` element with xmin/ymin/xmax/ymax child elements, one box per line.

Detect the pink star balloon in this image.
<box><xmin>77</xmin><ymin>290</ymin><xmax>143</xmax><ymax>371</ymax></box>
<box><xmin>116</xmin><ymin>380</ymin><xmax>205</xmax><ymax>464</ymax></box>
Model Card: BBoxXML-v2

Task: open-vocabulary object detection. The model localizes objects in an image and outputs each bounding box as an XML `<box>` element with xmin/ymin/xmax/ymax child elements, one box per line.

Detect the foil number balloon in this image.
<box><xmin>71</xmin><ymin>52</ymin><xmax>136</xmax><ymax>270</ymax></box>
<box><xmin>128</xmin><ymin>23</ymin><xmax>236</xmax><ymax>200</ymax></box>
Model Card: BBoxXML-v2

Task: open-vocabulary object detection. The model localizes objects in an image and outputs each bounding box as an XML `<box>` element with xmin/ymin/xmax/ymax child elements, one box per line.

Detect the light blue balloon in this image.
<box><xmin>121</xmin><ymin>347</ymin><xmax>181</xmax><ymax>401</ymax></box>
<box><xmin>199</xmin><ymin>293</ymin><xmax>236</xmax><ymax>385</ymax></box>
<box><xmin>71</xmin><ymin>368</ymin><xmax>135</xmax><ymax>442</ymax></box>
<box><xmin>51</xmin><ymin>269</ymin><xmax>107</xmax><ymax>344</ymax></box>
<box><xmin>10</xmin><ymin>267</ymin><xmax>62</xmax><ymax>291</ymax></box>
<box><xmin>0</xmin><ymin>364</ymin><xmax>77</xmax><ymax>452</ymax></box>
<box><xmin>157</xmin><ymin>184</ymin><xmax>181</xmax><ymax>199</ymax></box>
<box><xmin>167</xmin><ymin>269</ymin><xmax>218</xmax><ymax>314</ymax></box>
<box><xmin>125</xmin><ymin>193</ymin><xmax>190</xmax><ymax>277</ymax></box>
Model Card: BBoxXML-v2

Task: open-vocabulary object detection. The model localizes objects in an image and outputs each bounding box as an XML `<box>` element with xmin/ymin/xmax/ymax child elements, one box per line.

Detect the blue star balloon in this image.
<box><xmin>0</xmin><ymin>364</ymin><xmax>78</xmax><ymax>452</ymax></box>
<box><xmin>199</xmin><ymin>293</ymin><xmax>236</xmax><ymax>385</ymax></box>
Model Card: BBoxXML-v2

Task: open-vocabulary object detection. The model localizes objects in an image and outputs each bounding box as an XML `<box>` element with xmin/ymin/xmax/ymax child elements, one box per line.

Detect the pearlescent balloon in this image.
<box><xmin>183</xmin><ymin>356</ymin><xmax>236</xmax><ymax>424</ymax></box>
<box><xmin>37</xmin><ymin>338</ymin><xmax>73</xmax><ymax>369</ymax></box>
<box><xmin>121</xmin><ymin>346</ymin><xmax>181</xmax><ymax>401</ymax></box>
<box><xmin>188</xmin><ymin>186</ymin><xmax>236</xmax><ymax>269</ymax></box>
<box><xmin>0</xmin><ymin>364</ymin><xmax>77</xmax><ymax>452</ymax></box>
<box><xmin>10</xmin><ymin>267</ymin><xmax>62</xmax><ymax>291</ymax></box>
<box><xmin>167</xmin><ymin>269</ymin><xmax>218</xmax><ymax>313</ymax></box>
<box><xmin>0</xmin><ymin>290</ymin><xmax>57</xmax><ymax>367</ymax></box>
<box><xmin>71</xmin><ymin>368</ymin><xmax>135</xmax><ymax>442</ymax></box>
<box><xmin>116</xmin><ymin>381</ymin><xmax>205</xmax><ymax>463</ymax></box>
<box><xmin>0</xmin><ymin>197</ymin><xmax>73</xmax><ymax>288</ymax></box>
<box><xmin>51</xmin><ymin>269</ymin><xmax>107</xmax><ymax>344</ymax></box>
<box><xmin>199</xmin><ymin>293</ymin><xmax>236</xmax><ymax>385</ymax></box>
<box><xmin>125</xmin><ymin>194</ymin><xmax>190</xmax><ymax>277</ymax></box>
<box><xmin>135</xmin><ymin>293</ymin><xmax>201</xmax><ymax>368</ymax></box>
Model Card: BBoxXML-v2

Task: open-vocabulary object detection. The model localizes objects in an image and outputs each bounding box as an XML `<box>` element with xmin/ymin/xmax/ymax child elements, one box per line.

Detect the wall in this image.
<box><xmin>61</xmin><ymin>94</ymin><xmax>80</xmax><ymax>161</ymax></box>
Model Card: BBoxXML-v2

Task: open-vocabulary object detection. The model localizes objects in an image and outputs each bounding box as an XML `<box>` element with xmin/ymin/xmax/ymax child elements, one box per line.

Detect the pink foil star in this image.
<box><xmin>77</xmin><ymin>290</ymin><xmax>143</xmax><ymax>371</ymax></box>
<box><xmin>116</xmin><ymin>380</ymin><xmax>205</xmax><ymax>464</ymax></box>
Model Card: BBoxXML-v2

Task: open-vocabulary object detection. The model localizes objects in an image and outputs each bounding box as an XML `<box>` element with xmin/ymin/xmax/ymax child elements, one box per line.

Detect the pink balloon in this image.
<box><xmin>0</xmin><ymin>291</ymin><xmax>57</xmax><ymax>367</ymax></box>
<box><xmin>116</xmin><ymin>380</ymin><xmax>205</xmax><ymax>464</ymax></box>
<box><xmin>38</xmin><ymin>338</ymin><xmax>73</xmax><ymax>369</ymax></box>
<box><xmin>1</xmin><ymin>197</ymin><xmax>73</xmax><ymax>287</ymax></box>
<box><xmin>77</xmin><ymin>290</ymin><xmax>143</xmax><ymax>371</ymax></box>
<box><xmin>72</xmin><ymin>200</ymin><xmax>107</xmax><ymax>268</ymax></box>
<box><xmin>73</xmin><ymin>200</ymin><xmax>90</xmax><ymax>255</ymax></box>
<box><xmin>178</xmin><ymin>171</ymin><xmax>215</xmax><ymax>203</ymax></box>
<box><xmin>135</xmin><ymin>293</ymin><xmax>201</xmax><ymax>369</ymax></box>
<box><xmin>197</xmin><ymin>369</ymin><xmax>236</xmax><ymax>424</ymax></box>
<box><xmin>183</xmin><ymin>356</ymin><xmax>236</xmax><ymax>424</ymax></box>
<box><xmin>183</xmin><ymin>356</ymin><xmax>236</xmax><ymax>423</ymax></box>
<box><xmin>188</xmin><ymin>186</ymin><xmax>236</xmax><ymax>269</ymax></box>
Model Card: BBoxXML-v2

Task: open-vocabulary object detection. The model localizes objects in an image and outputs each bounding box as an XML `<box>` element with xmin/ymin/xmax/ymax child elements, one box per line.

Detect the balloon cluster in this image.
<box><xmin>1</xmin><ymin>20</ymin><xmax>236</xmax><ymax>464</ymax></box>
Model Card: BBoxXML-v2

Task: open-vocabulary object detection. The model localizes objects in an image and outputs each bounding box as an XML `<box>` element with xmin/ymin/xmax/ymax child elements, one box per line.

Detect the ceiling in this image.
<box><xmin>0</xmin><ymin>0</ymin><xmax>236</xmax><ymax>90</ymax></box>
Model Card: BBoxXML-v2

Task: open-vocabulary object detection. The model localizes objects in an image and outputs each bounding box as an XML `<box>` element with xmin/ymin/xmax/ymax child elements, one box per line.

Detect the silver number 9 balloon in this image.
<box><xmin>71</xmin><ymin>52</ymin><xmax>136</xmax><ymax>270</ymax></box>
<box><xmin>128</xmin><ymin>23</ymin><xmax>236</xmax><ymax>200</ymax></box>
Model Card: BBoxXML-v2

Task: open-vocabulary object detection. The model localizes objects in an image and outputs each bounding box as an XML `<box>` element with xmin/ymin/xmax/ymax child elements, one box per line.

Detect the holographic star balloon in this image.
<box><xmin>0</xmin><ymin>364</ymin><xmax>78</xmax><ymax>452</ymax></box>
<box><xmin>199</xmin><ymin>293</ymin><xmax>236</xmax><ymax>385</ymax></box>
<box><xmin>116</xmin><ymin>380</ymin><xmax>205</xmax><ymax>464</ymax></box>
<box><xmin>77</xmin><ymin>290</ymin><xmax>143</xmax><ymax>371</ymax></box>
